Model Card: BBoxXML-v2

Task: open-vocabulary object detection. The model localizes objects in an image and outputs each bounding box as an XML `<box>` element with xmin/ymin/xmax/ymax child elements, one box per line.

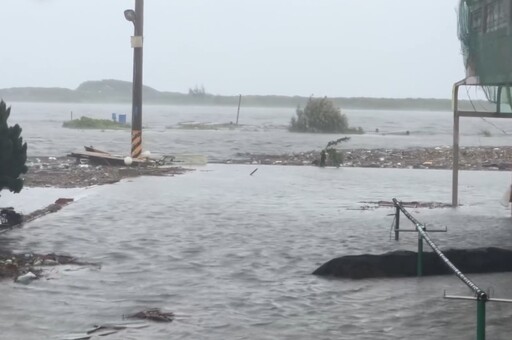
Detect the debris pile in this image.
<box><xmin>0</xmin><ymin>252</ymin><xmax>97</xmax><ymax>284</ymax></box>
<box><xmin>24</xmin><ymin>156</ymin><xmax>187</xmax><ymax>188</ymax></box>
<box><xmin>228</xmin><ymin>146</ymin><xmax>512</xmax><ymax>170</ymax></box>
<box><xmin>360</xmin><ymin>200</ymin><xmax>454</xmax><ymax>209</ymax></box>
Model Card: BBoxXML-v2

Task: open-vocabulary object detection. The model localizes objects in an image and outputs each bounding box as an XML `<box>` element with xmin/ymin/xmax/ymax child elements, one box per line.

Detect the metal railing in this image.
<box><xmin>392</xmin><ymin>198</ymin><xmax>512</xmax><ymax>340</ymax></box>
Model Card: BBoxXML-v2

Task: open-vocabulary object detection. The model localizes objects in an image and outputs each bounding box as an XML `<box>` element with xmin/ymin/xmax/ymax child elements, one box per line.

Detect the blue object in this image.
<box><xmin>118</xmin><ymin>114</ymin><xmax>127</xmax><ymax>124</ymax></box>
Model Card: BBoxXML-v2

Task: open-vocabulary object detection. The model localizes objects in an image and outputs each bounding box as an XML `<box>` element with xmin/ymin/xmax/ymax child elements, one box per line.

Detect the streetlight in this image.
<box><xmin>125</xmin><ymin>0</ymin><xmax>144</xmax><ymax>158</ymax></box>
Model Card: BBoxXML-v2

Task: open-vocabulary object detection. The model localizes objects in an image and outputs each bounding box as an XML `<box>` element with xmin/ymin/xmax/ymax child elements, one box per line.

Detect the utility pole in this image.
<box><xmin>125</xmin><ymin>0</ymin><xmax>144</xmax><ymax>158</ymax></box>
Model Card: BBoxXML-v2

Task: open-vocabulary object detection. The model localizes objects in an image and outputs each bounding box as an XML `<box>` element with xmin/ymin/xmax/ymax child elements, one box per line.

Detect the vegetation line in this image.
<box><xmin>0</xmin><ymin>79</ymin><xmax>491</xmax><ymax>111</ymax></box>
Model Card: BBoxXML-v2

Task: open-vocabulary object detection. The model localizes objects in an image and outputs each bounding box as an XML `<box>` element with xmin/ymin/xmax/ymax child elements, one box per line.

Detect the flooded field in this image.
<box><xmin>0</xmin><ymin>103</ymin><xmax>511</xmax><ymax>339</ymax></box>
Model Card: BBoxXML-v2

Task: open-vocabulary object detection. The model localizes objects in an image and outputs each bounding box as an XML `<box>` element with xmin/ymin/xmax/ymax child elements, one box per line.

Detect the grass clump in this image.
<box><xmin>63</xmin><ymin>116</ymin><xmax>130</xmax><ymax>130</ymax></box>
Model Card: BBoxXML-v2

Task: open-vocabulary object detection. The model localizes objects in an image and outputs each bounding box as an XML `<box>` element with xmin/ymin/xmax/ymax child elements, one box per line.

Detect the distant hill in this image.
<box><xmin>0</xmin><ymin>79</ymin><xmax>491</xmax><ymax>111</ymax></box>
<box><xmin>75</xmin><ymin>79</ymin><xmax>164</xmax><ymax>102</ymax></box>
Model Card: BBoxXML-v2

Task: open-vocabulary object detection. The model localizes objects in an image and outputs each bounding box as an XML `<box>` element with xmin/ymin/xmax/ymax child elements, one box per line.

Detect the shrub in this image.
<box><xmin>289</xmin><ymin>97</ymin><xmax>363</xmax><ymax>134</ymax></box>
<box><xmin>0</xmin><ymin>101</ymin><xmax>28</xmax><ymax>193</ymax></box>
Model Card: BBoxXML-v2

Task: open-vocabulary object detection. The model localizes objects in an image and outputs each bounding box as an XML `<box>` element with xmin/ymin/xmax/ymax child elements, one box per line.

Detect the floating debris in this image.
<box><xmin>126</xmin><ymin>308</ymin><xmax>175</xmax><ymax>322</ymax></box>
<box><xmin>61</xmin><ymin>322</ymin><xmax>149</xmax><ymax>339</ymax></box>
<box><xmin>226</xmin><ymin>146</ymin><xmax>512</xmax><ymax>170</ymax></box>
<box><xmin>358</xmin><ymin>201</ymin><xmax>453</xmax><ymax>210</ymax></box>
<box><xmin>173</xmin><ymin>121</ymin><xmax>239</xmax><ymax>130</ymax></box>
<box><xmin>24</xmin><ymin>153</ymin><xmax>189</xmax><ymax>188</ymax></box>
<box><xmin>0</xmin><ymin>252</ymin><xmax>99</xmax><ymax>281</ymax></box>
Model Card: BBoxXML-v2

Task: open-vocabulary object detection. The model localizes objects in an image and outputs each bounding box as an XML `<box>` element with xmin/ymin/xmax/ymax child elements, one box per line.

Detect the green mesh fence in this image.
<box><xmin>458</xmin><ymin>0</ymin><xmax>512</xmax><ymax>104</ymax></box>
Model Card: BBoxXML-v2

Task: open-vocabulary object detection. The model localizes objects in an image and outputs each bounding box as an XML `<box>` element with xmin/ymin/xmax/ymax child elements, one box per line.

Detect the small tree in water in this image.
<box><xmin>0</xmin><ymin>100</ymin><xmax>28</xmax><ymax>194</ymax></box>
<box><xmin>290</xmin><ymin>97</ymin><xmax>363</xmax><ymax>134</ymax></box>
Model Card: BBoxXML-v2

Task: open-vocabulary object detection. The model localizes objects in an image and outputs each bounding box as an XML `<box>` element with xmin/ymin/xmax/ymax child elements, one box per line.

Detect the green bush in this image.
<box><xmin>0</xmin><ymin>101</ymin><xmax>27</xmax><ymax>193</ymax></box>
<box><xmin>63</xmin><ymin>116</ymin><xmax>130</xmax><ymax>129</ymax></box>
<box><xmin>289</xmin><ymin>97</ymin><xmax>363</xmax><ymax>134</ymax></box>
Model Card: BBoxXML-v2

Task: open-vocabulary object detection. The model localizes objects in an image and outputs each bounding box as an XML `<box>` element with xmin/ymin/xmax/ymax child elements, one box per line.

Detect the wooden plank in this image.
<box><xmin>84</xmin><ymin>146</ymin><xmax>110</xmax><ymax>154</ymax></box>
<box><xmin>68</xmin><ymin>151</ymin><xmax>147</xmax><ymax>166</ymax></box>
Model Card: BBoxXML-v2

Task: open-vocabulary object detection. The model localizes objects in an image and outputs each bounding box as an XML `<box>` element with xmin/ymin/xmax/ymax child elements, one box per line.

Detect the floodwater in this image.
<box><xmin>0</xmin><ymin>103</ymin><xmax>511</xmax><ymax>339</ymax></box>
<box><xmin>9</xmin><ymin>102</ymin><xmax>512</xmax><ymax>160</ymax></box>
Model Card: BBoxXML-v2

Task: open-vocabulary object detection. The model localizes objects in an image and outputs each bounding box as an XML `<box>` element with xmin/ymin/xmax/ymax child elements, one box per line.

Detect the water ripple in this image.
<box><xmin>0</xmin><ymin>165</ymin><xmax>511</xmax><ymax>338</ymax></box>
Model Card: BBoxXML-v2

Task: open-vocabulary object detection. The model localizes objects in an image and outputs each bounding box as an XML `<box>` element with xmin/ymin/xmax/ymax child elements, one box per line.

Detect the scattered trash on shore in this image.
<box><xmin>24</xmin><ymin>155</ymin><xmax>189</xmax><ymax>188</ymax></box>
<box><xmin>227</xmin><ymin>146</ymin><xmax>512</xmax><ymax>170</ymax></box>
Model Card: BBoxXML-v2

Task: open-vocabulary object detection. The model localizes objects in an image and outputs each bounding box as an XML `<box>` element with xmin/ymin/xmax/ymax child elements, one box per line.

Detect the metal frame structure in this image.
<box><xmin>393</xmin><ymin>198</ymin><xmax>512</xmax><ymax>340</ymax></box>
<box><xmin>451</xmin><ymin>78</ymin><xmax>512</xmax><ymax>206</ymax></box>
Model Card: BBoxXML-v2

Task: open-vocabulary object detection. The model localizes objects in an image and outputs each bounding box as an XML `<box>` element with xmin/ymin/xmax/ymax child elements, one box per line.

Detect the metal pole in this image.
<box><xmin>131</xmin><ymin>0</ymin><xmax>144</xmax><ymax>158</ymax></box>
<box><xmin>394</xmin><ymin>205</ymin><xmax>400</xmax><ymax>241</ymax></box>
<box><xmin>497</xmin><ymin>85</ymin><xmax>503</xmax><ymax>113</ymax></box>
<box><xmin>417</xmin><ymin>232</ymin><xmax>423</xmax><ymax>277</ymax></box>
<box><xmin>236</xmin><ymin>94</ymin><xmax>242</xmax><ymax>125</ymax></box>
<box><xmin>477</xmin><ymin>299</ymin><xmax>486</xmax><ymax>340</ymax></box>
<box><xmin>452</xmin><ymin>84</ymin><xmax>460</xmax><ymax>207</ymax></box>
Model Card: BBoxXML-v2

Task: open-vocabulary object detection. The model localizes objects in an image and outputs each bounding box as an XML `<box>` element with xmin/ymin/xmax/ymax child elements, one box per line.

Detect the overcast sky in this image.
<box><xmin>2</xmin><ymin>0</ymin><xmax>463</xmax><ymax>98</ymax></box>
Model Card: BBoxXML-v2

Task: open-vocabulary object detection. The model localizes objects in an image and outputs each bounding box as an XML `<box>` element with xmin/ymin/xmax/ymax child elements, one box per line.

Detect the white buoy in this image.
<box><xmin>124</xmin><ymin>156</ymin><xmax>133</xmax><ymax>166</ymax></box>
<box><xmin>141</xmin><ymin>150</ymin><xmax>151</xmax><ymax>158</ymax></box>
